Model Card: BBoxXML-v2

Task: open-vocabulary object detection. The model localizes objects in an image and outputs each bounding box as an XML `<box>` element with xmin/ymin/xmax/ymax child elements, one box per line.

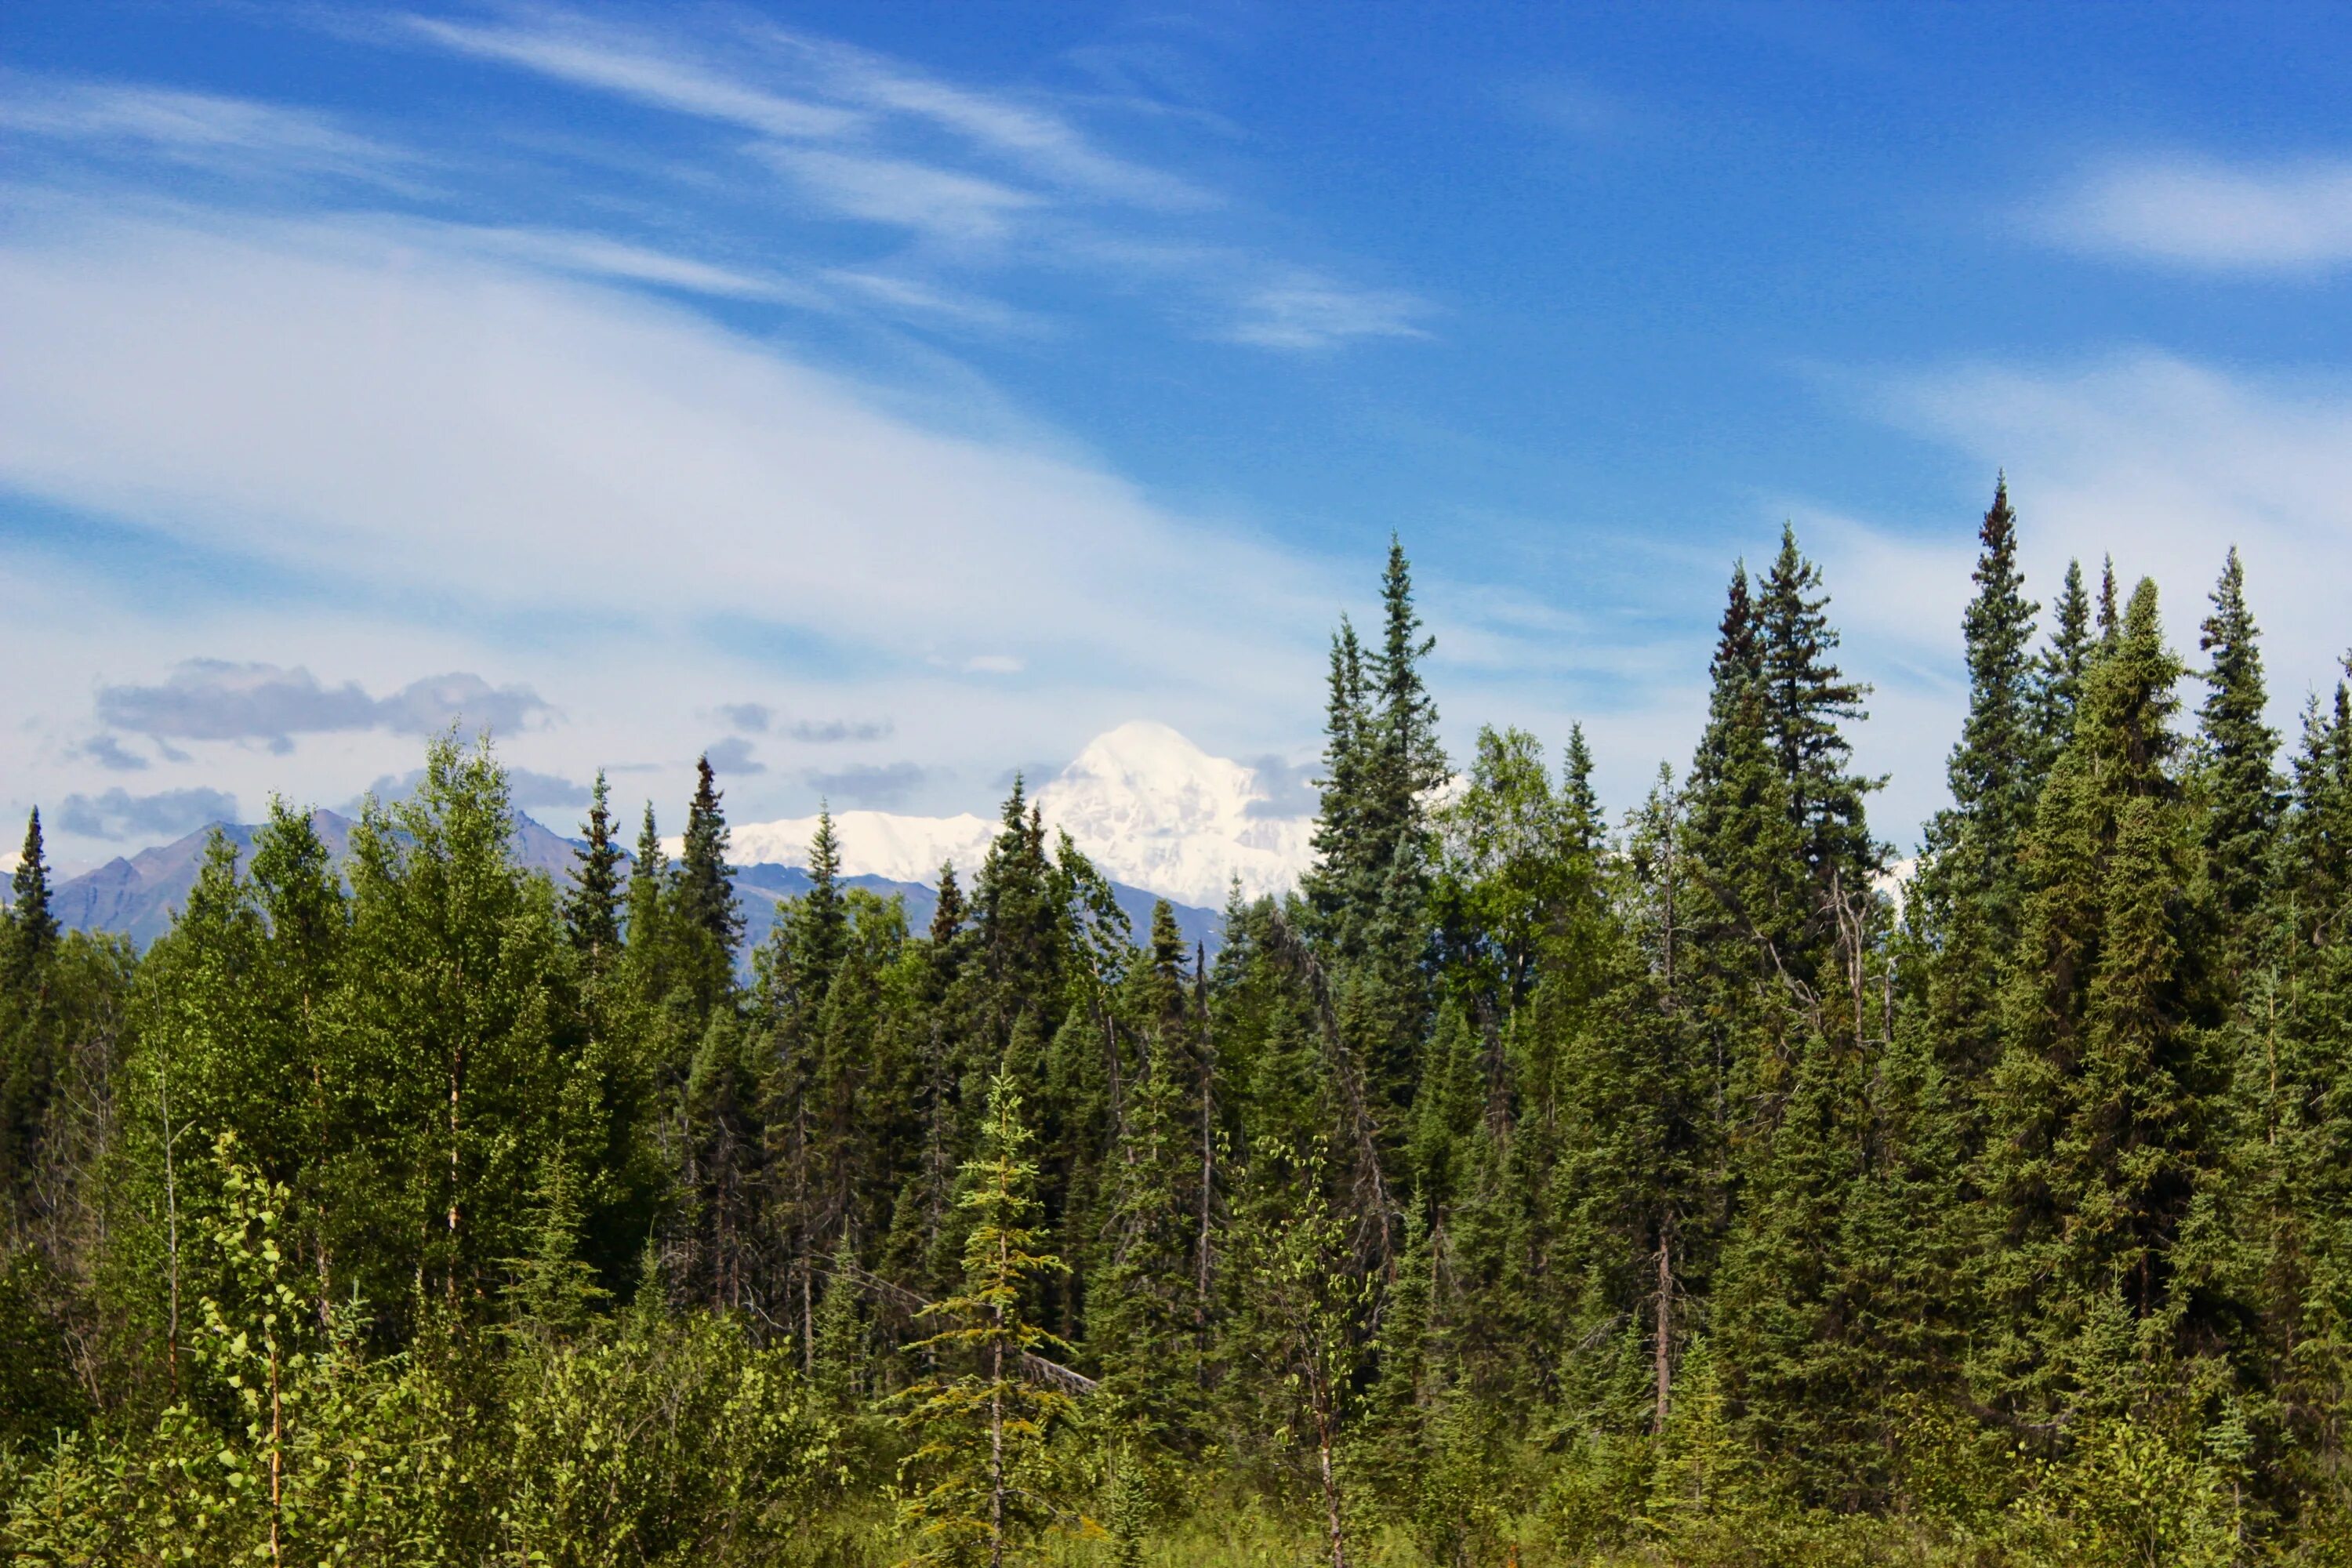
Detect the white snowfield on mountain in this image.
<box><xmin>675</xmin><ymin>721</ymin><xmax>1317</xmax><ymax>909</ymax></box>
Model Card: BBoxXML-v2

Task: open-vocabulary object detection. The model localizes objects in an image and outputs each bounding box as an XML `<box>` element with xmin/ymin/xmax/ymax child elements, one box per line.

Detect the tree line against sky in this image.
<box><xmin>2</xmin><ymin>489</ymin><xmax>2350</xmax><ymax>1564</ymax></box>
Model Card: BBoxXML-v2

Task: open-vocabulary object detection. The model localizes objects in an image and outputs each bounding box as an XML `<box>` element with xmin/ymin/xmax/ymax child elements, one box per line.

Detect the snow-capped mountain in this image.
<box><xmin>725</xmin><ymin>811</ymin><xmax>1000</xmax><ymax>887</ymax></box>
<box><xmin>1036</xmin><ymin>721</ymin><xmax>1314</xmax><ymax>908</ymax></box>
<box><xmin>699</xmin><ymin>721</ymin><xmax>1318</xmax><ymax>909</ymax></box>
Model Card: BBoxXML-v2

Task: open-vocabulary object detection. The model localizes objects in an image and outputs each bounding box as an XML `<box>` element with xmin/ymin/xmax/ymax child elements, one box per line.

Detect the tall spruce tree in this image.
<box><xmin>1305</xmin><ymin>538</ymin><xmax>1444</xmax><ymax>967</ymax></box>
<box><xmin>676</xmin><ymin>754</ymin><xmax>744</xmax><ymax>960</ymax></box>
<box><xmin>1561</xmin><ymin>723</ymin><xmax>1602</xmax><ymax>859</ymax></box>
<box><xmin>1688</xmin><ymin>563</ymin><xmax>1762</xmax><ymax>807</ymax></box>
<box><xmin>1944</xmin><ymin>476</ymin><xmax>2041</xmax><ymax>922</ymax></box>
<box><xmin>1979</xmin><ymin>578</ymin><xmax>2209</xmax><ymax>1421</ymax></box>
<box><xmin>1306</xmin><ymin>618</ymin><xmax>1374</xmax><ymax>942</ymax></box>
<box><xmin>1755</xmin><ymin>523</ymin><xmax>1880</xmax><ymax>896</ymax></box>
<box><xmin>1686</xmin><ymin>562</ymin><xmax>1806</xmax><ymax>982</ymax></box>
<box><xmin>563</xmin><ymin>771</ymin><xmax>625</xmax><ymax>968</ymax></box>
<box><xmin>2034</xmin><ymin>557</ymin><xmax>2095</xmax><ymax>765</ymax></box>
<box><xmin>6</xmin><ymin>810</ymin><xmax>59</xmax><ymax>985</ymax></box>
<box><xmin>1370</xmin><ymin>535</ymin><xmax>1446</xmax><ymax>862</ymax></box>
<box><xmin>2196</xmin><ymin>547</ymin><xmax>2283</xmax><ymax>976</ymax></box>
<box><xmin>896</xmin><ymin>1073</ymin><xmax>1076</xmax><ymax>1568</ymax></box>
<box><xmin>1918</xmin><ymin>478</ymin><xmax>2042</xmax><ymax>1085</ymax></box>
<box><xmin>626</xmin><ymin>803</ymin><xmax>667</xmax><ymax>953</ymax></box>
<box><xmin>795</xmin><ymin>806</ymin><xmax>848</xmax><ymax>1002</ymax></box>
<box><xmin>0</xmin><ymin>808</ymin><xmax>65</xmax><ymax>1218</ymax></box>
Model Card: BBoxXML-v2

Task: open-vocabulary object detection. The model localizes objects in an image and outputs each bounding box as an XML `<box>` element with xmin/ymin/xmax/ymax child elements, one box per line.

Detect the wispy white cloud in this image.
<box><xmin>1225</xmin><ymin>270</ymin><xmax>1430</xmax><ymax>350</ymax></box>
<box><xmin>404</xmin><ymin>13</ymin><xmax>859</xmax><ymax>140</ymax></box>
<box><xmin>384</xmin><ymin>5</ymin><xmax>1417</xmax><ymax>350</ymax></box>
<box><xmin>757</xmin><ymin>146</ymin><xmax>1042</xmax><ymax>243</ymax></box>
<box><xmin>0</xmin><ymin>73</ymin><xmax>408</xmax><ymax>182</ymax></box>
<box><xmin>2038</xmin><ymin>154</ymin><xmax>2352</xmax><ymax>270</ymax></box>
<box><xmin>819</xmin><ymin>268</ymin><xmax>1036</xmax><ymax>333</ymax></box>
<box><xmin>765</xmin><ymin>26</ymin><xmax>1210</xmax><ymax>209</ymax></box>
<box><xmin>423</xmin><ymin>222</ymin><xmax>828</xmax><ymax>303</ymax></box>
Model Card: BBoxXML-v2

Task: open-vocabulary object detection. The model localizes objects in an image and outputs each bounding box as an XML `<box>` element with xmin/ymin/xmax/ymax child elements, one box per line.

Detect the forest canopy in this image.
<box><xmin>4</xmin><ymin>495</ymin><xmax>2350</xmax><ymax>1566</ymax></box>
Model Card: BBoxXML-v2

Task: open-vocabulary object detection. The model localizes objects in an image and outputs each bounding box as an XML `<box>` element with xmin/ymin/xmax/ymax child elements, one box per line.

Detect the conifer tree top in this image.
<box><xmin>9</xmin><ymin>807</ymin><xmax>59</xmax><ymax>966</ymax></box>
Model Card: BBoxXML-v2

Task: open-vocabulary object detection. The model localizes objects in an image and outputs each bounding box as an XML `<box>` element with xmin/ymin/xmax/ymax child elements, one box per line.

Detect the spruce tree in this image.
<box><xmin>1979</xmin><ymin>578</ymin><xmax>2205</xmax><ymax>1420</ymax></box>
<box><xmin>931</xmin><ymin>862</ymin><xmax>967</xmax><ymax>950</ymax></box>
<box><xmin>1917</xmin><ymin>478</ymin><xmax>2042</xmax><ymax>1087</ymax></box>
<box><xmin>1306</xmin><ymin>618</ymin><xmax>1374</xmax><ymax>942</ymax></box>
<box><xmin>896</xmin><ymin>1073</ymin><xmax>1076</xmax><ymax>1568</ymax></box>
<box><xmin>1689</xmin><ymin>562</ymin><xmax>1761</xmax><ymax>803</ymax></box>
<box><xmin>626</xmin><ymin>803</ymin><xmax>668</xmax><ymax>966</ymax></box>
<box><xmin>1945</xmin><ymin>475</ymin><xmax>2041</xmax><ymax>924</ymax></box>
<box><xmin>2196</xmin><ymin>547</ymin><xmax>2283</xmax><ymax>975</ymax></box>
<box><xmin>675</xmin><ymin>754</ymin><xmax>744</xmax><ymax>962</ymax></box>
<box><xmin>1370</xmin><ymin>535</ymin><xmax>1446</xmax><ymax>853</ymax></box>
<box><xmin>2241</xmin><ymin>671</ymin><xmax>2352</xmax><ymax>1488</ymax></box>
<box><xmin>562</xmin><ymin>771</ymin><xmax>624</xmax><ymax>969</ymax></box>
<box><xmin>1090</xmin><ymin>976</ymin><xmax>1202</xmax><ymax>1448</ymax></box>
<box><xmin>795</xmin><ymin>806</ymin><xmax>848</xmax><ymax>1002</ymax></box>
<box><xmin>973</xmin><ymin>780</ymin><xmax>1062</xmax><ymax>1038</ymax></box>
<box><xmin>1686</xmin><ymin>564</ymin><xmax>1806</xmax><ymax>983</ymax></box>
<box><xmin>2034</xmin><ymin>557</ymin><xmax>2095</xmax><ymax>765</ymax></box>
<box><xmin>1561</xmin><ymin>722</ymin><xmax>1602</xmax><ymax>860</ymax></box>
<box><xmin>0</xmin><ymin>809</ymin><xmax>66</xmax><ymax>1218</ymax></box>
<box><xmin>7</xmin><ymin>809</ymin><xmax>59</xmax><ymax>985</ymax></box>
<box><xmin>1711</xmin><ymin>1022</ymin><xmax>1881</xmax><ymax>1504</ymax></box>
<box><xmin>1303</xmin><ymin>539</ymin><xmax>1443</xmax><ymax>971</ymax></box>
<box><xmin>1755</xmin><ymin>523</ymin><xmax>1880</xmax><ymax>895</ymax></box>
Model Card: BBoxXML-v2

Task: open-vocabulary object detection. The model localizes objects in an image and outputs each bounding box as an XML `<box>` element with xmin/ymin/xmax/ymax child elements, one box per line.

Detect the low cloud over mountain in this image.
<box><xmin>57</xmin><ymin>785</ymin><xmax>238</xmax><ymax>841</ymax></box>
<box><xmin>96</xmin><ymin>660</ymin><xmax>552</xmax><ymax>753</ymax></box>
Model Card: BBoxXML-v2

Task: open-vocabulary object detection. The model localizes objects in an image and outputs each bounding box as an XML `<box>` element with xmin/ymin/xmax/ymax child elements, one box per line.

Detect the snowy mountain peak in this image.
<box><xmin>1033</xmin><ymin>721</ymin><xmax>1310</xmax><ymax>907</ymax></box>
<box><xmin>719</xmin><ymin>810</ymin><xmax>999</xmax><ymax>887</ymax></box>
<box><xmin>699</xmin><ymin>722</ymin><xmax>1317</xmax><ymax>910</ymax></box>
<box><xmin>1037</xmin><ymin>720</ymin><xmax>1256</xmax><ymax>839</ymax></box>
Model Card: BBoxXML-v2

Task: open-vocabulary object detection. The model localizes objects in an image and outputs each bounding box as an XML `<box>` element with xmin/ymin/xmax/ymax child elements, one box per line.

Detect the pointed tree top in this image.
<box><xmin>9</xmin><ymin>807</ymin><xmax>60</xmax><ymax>961</ymax></box>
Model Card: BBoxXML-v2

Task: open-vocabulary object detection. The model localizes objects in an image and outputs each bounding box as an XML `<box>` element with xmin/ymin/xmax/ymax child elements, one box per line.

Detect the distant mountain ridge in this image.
<box><xmin>22</xmin><ymin>810</ymin><xmax>1222</xmax><ymax>956</ymax></box>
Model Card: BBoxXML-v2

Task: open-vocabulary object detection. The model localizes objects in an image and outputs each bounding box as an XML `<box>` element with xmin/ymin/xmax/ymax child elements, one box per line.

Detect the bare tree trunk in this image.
<box><xmin>308</xmin><ymin>983</ymin><xmax>333</xmax><ymax>1331</ymax></box>
<box><xmin>160</xmin><ymin>1073</ymin><xmax>182</xmax><ymax>1399</ymax></box>
<box><xmin>1197</xmin><ymin>1068</ymin><xmax>1214</xmax><ymax>1329</ymax></box>
<box><xmin>446</xmin><ymin>1039</ymin><xmax>465</xmax><ymax>1309</ymax></box>
<box><xmin>1653</xmin><ymin>1216</ymin><xmax>1675</xmax><ymax>1436</ymax></box>
<box><xmin>1661</xmin><ymin>796</ymin><xmax>1679</xmax><ymax>1011</ymax></box>
<box><xmin>1316</xmin><ymin>1412</ymin><xmax>1348</xmax><ymax>1568</ymax></box>
<box><xmin>268</xmin><ymin>1338</ymin><xmax>284</xmax><ymax>1566</ymax></box>
<box><xmin>989</xmin><ymin>1244</ymin><xmax>1007</xmax><ymax>1568</ymax></box>
<box><xmin>797</xmin><ymin>1090</ymin><xmax>815</xmax><ymax>1374</ymax></box>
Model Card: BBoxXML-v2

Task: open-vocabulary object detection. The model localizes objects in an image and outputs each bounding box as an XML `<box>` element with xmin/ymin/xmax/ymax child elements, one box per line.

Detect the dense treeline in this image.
<box><xmin>3</xmin><ymin>491</ymin><xmax>2351</xmax><ymax>1565</ymax></box>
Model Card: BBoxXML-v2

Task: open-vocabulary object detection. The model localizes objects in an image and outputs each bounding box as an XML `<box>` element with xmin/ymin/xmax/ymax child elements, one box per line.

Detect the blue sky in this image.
<box><xmin>6</xmin><ymin>2</ymin><xmax>2352</xmax><ymax>868</ymax></box>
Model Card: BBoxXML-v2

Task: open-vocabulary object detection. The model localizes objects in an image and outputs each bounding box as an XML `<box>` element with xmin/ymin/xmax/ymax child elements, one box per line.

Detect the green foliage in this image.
<box><xmin>564</xmin><ymin>769</ymin><xmax>626</xmax><ymax>970</ymax></box>
<box><xmin>6</xmin><ymin>528</ymin><xmax>2352</xmax><ymax>1563</ymax></box>
<box><xmin>495</xmin><ymin>1302</ymin><xmax>842</xmax><ymax>1565</ymax></box>
<box><xmin>895</xmin><ymin>1073</ymin><xmax>1082</xmax><ymax>1566</ymax></box>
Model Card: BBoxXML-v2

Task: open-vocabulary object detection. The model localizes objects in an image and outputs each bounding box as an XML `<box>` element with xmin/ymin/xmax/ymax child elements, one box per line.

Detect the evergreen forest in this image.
<box><xmin>8</xmin><ymin>486</ymin><xmax>2352</xmax><ymax>1566</ymax></box>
